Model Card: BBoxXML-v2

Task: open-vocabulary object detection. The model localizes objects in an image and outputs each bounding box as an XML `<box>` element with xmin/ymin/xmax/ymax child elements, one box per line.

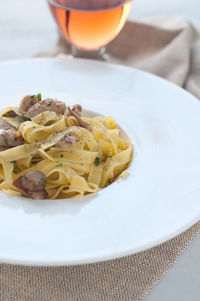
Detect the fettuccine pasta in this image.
<box><xmin>0</xmin><ymin>94</ymin><xmax>133</xmax><ymax>199</ymax></box>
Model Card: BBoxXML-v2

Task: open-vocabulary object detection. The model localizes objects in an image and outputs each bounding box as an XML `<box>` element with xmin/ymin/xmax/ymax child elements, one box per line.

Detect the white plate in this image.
<box><xmin>0</xmin><ymin>58</ymin><xmax>200</xmax><ymax>266</ymax></box>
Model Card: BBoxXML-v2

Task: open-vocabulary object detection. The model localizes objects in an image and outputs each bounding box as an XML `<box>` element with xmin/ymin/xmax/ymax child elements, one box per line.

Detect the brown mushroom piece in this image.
<box><xmin>28</xmin><ymin>190</ymin><xmax>49</xmax><ymax>200</ymax></box>
<box><xmin>68</xmin><ymin>107</ymin><xmax>92</xmax><ymax>132</ymax></box>
<box><xmin>13</xmin><ymin>171</ymin><xmax>48</xmax><ymax>200</ymax></box>
<box><xmin>65</xmin><ymin>104</ymin><xmax>82</xmax><ymax>116</ymax></box>
<box><xmin>0</xmin><ymin>129</ymin><xmax>24</xmax><ymax>147</ymax></box>
<box><xmin>19</xmin><ymin>95</ymin><xmax>39</xmax><ymax>113</ymax></box>
<box><xmin>55</xmin><ymin>133</ymin><xmax>79</xmax><ymax>149</ymax></box>
<box><xmin>27</xmin><ymin>98</ymin><xmax>67</xmax><ymax>118</ymax></box>
<box><xmin>72</xmin><ymin>104</ymin><xmax>82</xmax><ymax>115</ymax></box>
<box><xmin>0</xmin><ymin>146</ymin><xmax>10</xmax><ymax>151</ymax></box>
<box><xmin>21</xmin><ymin>171</ymin><xmax>46</xmax><ymax>192</ymax></box>
<box><xmin>2</xmin><ymin>110</ymin><xmax>18</xmax><ymax>118</ymax></box>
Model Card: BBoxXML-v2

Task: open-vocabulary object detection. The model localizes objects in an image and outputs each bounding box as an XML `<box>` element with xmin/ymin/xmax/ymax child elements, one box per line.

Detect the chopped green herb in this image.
<box><xmin>60</xmin><ymin>154</ymin><xmax>64</xmax><ymax>158</ymax></box>
<box><xmin>41</xmin><ymin>183</ymin><xmax>45</xmax><ymax>188</ymax></box>
<box><xmin>46</xmin><ymin>100</ymin><xmax>54</xmax><ymax>107</ymax></box>
<box><xmin>4</xmin><ymin>139</ymin><xmax>8</xmax><ymax>145</ymax></box>
<box><xmin>14</xmin><ymin>137</ymin><xmax>17</xmax><ymax>142</ymax></box>
<box><xmin>109</xmin><ymin>155</ymin><xmax>112</xmax><ymax>158</ymax></box>
<box><xmin>57</xmin><ymin>162</ymin><xmax>63</xmax><ymax>167</ymax></box>
<box><xmin>10</xmin><ymin>160</ymin><xmax>16</xmax><ymax>164</ymax></box>
<box><xmin>40</xmin><ymin>177</ymin><xmax>44</xmax><ymax>181</ymax></box>
<box><xmin>94</xmin><ymin>157</ymin><xmax>100</xmax><ymax>166</ymax></box>
<box><xmin>37</xmin><ymin>93</ymin><xmax>42</xmax><ymax>102</ymax></box>
<box><xmin>30</xmin><ymin>100</ymin><xmax>34</xmax><ymax>105</ymax></box>
<box><xmin>30</xmin><ymin>95</ymin><xmax>35</xmax><ymax>99</ymax></box>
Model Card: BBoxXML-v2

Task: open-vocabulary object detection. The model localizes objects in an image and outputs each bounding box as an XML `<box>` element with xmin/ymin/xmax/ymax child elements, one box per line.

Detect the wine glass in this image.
<box><xmin>47</xmin><ymin>0</ymin><xmax>133</xmax><ymax>59</ymax></box>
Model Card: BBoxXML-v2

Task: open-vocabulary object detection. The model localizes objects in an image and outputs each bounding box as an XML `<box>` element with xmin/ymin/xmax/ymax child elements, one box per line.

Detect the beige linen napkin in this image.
<box><xmin>1</xmin><ymin>17</ymin><xmax>200</xmax><ymax>301</ymax></box>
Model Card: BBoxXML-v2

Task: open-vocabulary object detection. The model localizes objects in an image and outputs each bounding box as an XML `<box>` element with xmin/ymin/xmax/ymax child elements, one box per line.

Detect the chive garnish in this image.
<box><xmin>60</xmin><ymin>154</ymin><xmax>64</xmax><ymax>158</ymax></box>
<box><xmin>4</xmin><ymin>139</ymin><xmax>8</xmax><ymax>145</ymax></box>
<box><xmin>41</xmin><ymin>183</ymin><xmax>45</xmax><ymax>188</ymax></box>
<box><xmin>46</xmin><ymin>100</ymin><xmax>54</xmax><ymax>107</ymax></box>
<box><xmin>37</xmin><ymin>93</ymin><xmax>42</xmax><ymax>102</ymax></box>
<box><xmin>94</xmin><ymin>157</ymin><xmax>100</xmax><ymax>166</ymax></box>
<box><xmin>30</xmin><ymin>95</ymin><xmax>35</xmax><ymax>99</ymax></box>
<box><xmin>10</xmin><ymin>160</ymin><xmax>16</xmax><ymax>164</ymax></box>
<box><xmin>109</xmin><ymin>155</ymin><xmax>112</xmax><ymax>158</ymax></box>
<box><xmin>57</xmin><ymin>162</ymin><xmax>63</xmax><ymax>167</ymax></box>
<box><xmin>30</xmin><ymin>100</ymin><xmax>34</xmax><ymax>105</ymax></box>
<box><xmin>14</xmin><ymin>137</ymin><xmax>17</xmax><ymax>142</ymax></box>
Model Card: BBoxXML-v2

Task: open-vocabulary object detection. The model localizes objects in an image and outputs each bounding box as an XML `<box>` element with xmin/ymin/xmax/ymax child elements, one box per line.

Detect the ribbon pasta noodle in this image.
<box><xmin>0</xmin><ymin>98</ymin><xmax>133</xmax><ymax>199</ymax></box>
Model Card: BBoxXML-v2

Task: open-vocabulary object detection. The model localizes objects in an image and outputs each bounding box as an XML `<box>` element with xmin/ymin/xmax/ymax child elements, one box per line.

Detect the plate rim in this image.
<box><xmin>0</xmin><ymin>215</ymin><xmax>199</xmax><ymax>267</ymax></box>
<box><xmin>1</xmin><ymin>56</ymin><xmax>199</xmax><ymax>107</ymax></box>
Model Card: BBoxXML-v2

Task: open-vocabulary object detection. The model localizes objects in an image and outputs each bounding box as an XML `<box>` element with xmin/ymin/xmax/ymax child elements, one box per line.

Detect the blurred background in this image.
<box><xmin>0</xmin><ymin>0</ymin><xmax>199</xmax><ymax>60</ymax></box>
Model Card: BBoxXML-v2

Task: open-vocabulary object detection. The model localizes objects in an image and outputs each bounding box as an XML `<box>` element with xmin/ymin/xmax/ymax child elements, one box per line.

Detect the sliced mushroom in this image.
<box><xmin>3</xmin><ymin>110</ymin><xmax>18</xmax><ymax>118</ymax></box>
<box><xmin>0</xmin><ymin>129</ymin><xmax>24</xmax><ymax>147</ymax></box>
<box><xmin>2</xmin><ymin>106</ymin><xmax>31</xmax><ymax>121</ymax></box>
<box><xmin>1</xmin><ymin>106</ymin><xmax>22</xmax><ymax>118</ymax></box>
<box><xmin>13</xmin><ymin>171</ymin><xmax>48</xmax><ymax>200</ymax></box>
<box><xmin>28</xmin><ymin>190</ymin><xmax>49</xmax><ymax>200</ymax></box>
<box><xmin>66</xmin><ymin>104</ymin><xmax>82</xmax><ymax>116</ymax></box>
<box><xmin>19</xmin><ymin>95</ymin><xmax>39</xmax><ymax>113</ymax></box>
<box><xmin>68</xmin><ymin>107</ymin><xmax>92</xmax><ymax>132</ymax></box>
<box><xmin>72</xmin><ymin>104</ymin><xmax>82</xmax><ymax>115</ymax></box>
<box><xmin>27</xmin><ymin>98</ymin><xmax>67</xmax><ymax>118</ymax></box>
<box><xmin>21</xmin><ymin>171</ymin><xmax>46</xmax><ymax>192</ymax></box>
<box><xmin>55</xmin><ymin>133</ymin><xmax>79</xmax><ymax>149</ymax></box>
<box><xmin>0</xmin><ymin>145</ymin><xmax>10</xmax><ymax>152</ymax></box>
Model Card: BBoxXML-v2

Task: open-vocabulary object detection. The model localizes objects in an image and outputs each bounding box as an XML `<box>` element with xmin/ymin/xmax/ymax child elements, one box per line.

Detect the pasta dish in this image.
<box><xmin>0</xmin><ymin>94</ymin><xmax>132</xmax><ymax>199</ymax></box>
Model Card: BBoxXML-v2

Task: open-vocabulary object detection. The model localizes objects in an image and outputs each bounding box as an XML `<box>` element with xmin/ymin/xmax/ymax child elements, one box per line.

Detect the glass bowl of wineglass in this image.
<box><xmin>47</xmin><ymin>0</ymin><xmax>133</xmax><ymax>59</ymax></box>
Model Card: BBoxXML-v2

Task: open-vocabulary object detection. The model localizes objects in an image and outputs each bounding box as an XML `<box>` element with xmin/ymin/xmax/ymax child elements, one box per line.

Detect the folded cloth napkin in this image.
<box><xmin>1</xmin><ymin>17</ymin><xmax>200</xmax><ymax>301</ymax></box>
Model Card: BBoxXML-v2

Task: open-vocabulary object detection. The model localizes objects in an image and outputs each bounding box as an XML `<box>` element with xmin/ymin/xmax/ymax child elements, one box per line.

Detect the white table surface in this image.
<box><xmin>0</xmin><ymin>1</ymin><xmax>200</xmax><ymax>300</ymax></box>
